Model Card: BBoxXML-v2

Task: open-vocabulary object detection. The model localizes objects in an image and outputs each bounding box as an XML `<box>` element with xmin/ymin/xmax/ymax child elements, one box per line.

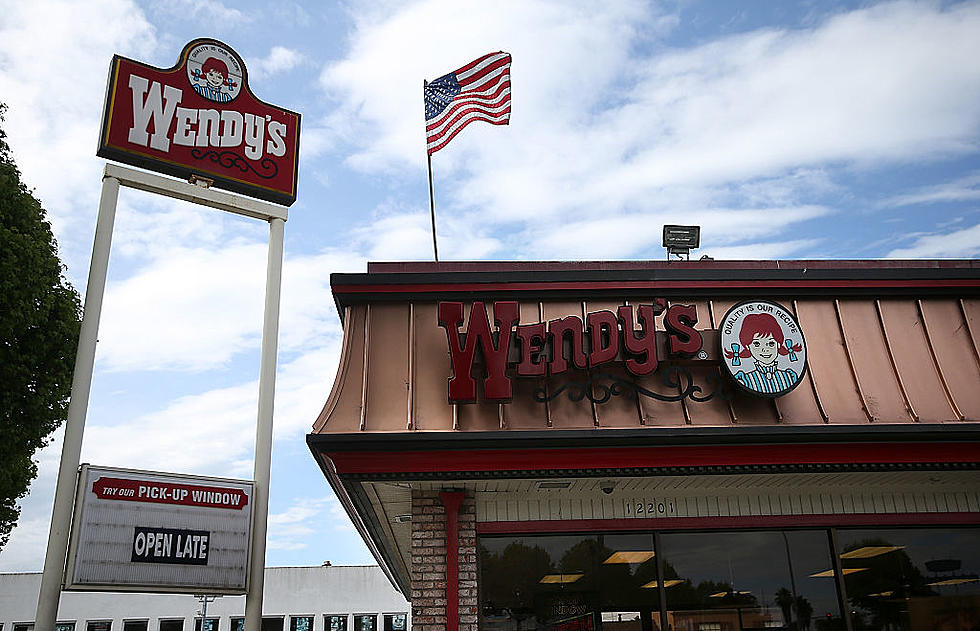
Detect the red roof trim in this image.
<box><xmin>323</xmin><ymin>442</ymin><xmax>980</xmax><ymax>475</ymax></box>
<box><xmin>476</xmin><ymin>512</ymin><xmax>980</xmax><ymax>534</ymax></box>
<box><xmin>332</xmin><ymin>279</ymin><xmax>980</xmax><ymax>295</ymax></box>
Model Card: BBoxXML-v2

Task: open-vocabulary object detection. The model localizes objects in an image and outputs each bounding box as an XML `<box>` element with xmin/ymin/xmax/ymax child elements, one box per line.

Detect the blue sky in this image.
<box><xmin>0</xmin><ymin>0</ymin><xmax>978</xmax><ymax>571</ymax></box>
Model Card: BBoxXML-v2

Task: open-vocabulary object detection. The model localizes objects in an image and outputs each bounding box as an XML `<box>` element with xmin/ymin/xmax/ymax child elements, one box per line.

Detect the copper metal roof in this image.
<box><xmin>313</xmin><ymin>260</ymin><xmax>980</xmax><ymax>433</ymax></box>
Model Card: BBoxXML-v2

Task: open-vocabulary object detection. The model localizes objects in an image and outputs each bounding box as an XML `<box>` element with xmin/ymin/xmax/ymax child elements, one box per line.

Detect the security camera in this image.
<box><xmin>600</xmin><ymin>481</ymin><xmax>616</xmax><ymax>495</ymax></box>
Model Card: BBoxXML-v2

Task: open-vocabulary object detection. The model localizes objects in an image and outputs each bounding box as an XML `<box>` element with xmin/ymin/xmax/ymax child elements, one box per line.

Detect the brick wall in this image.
<box><xmin>411</xmin><ymin>490</ymin><xmax>477</xmax><ymax>631</ymax></box>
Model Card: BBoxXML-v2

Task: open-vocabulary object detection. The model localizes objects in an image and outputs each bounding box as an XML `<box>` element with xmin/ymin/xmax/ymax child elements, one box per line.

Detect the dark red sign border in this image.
<box><xmin>97</xmin><ymin>38</ymin><xmax>301</xmax><ymax>206</ymax></box>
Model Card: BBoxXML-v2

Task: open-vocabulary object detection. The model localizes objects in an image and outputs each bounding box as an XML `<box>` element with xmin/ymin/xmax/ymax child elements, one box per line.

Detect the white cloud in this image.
<box><xmin>82</xmin><ymin>380</ymin><xmax>261</xmax><ymax>476</ymax></box>
<box><xmin>0</xmin><ymin>327</ymin><xmax>347</xmax><ymax>570</ymax></box>
<box><xmin>251</xmin><ymin>46</ymin><xmax>306</xmax><ymax>80</ymax></box>
<box><xmin>0</xmin><ymin>427</ymin><xmax>63</xmax><ymax>571</ymax></box>
<box><xmin>887</xmin><ymin>223</ymin><xmax>980</xmax><ymax>258</ymax></box>
<box><xmin>151</xmin><ymin>0</ymin><xmax>250</xmax><ymax>25</ymax></box>
<box><xmin>319</xmin><ymin>0</ymin><xmax>980</xmax><ymax>260</ymax></box>
<box><xmin>96</xmin><ymin>243</ymin><xmax>267</xmax><ymax>372</ymax></box>
<box><xmin>704</xmin><ymin>239</ymin><xmax>824</xmax><ymax>260</ymax></box>
<box><xmin>880</xmin><ymin>172</ymin><xmax>980</xmax><ymax>208</ymax></box>
<box><xmin>95</xmin><ymin>231</ymin><xmax>359</xmax><ymax>372</ymax></box>
<box><xmin>0</xmin><ymin>0</ymin><xmax>157</xmax><ymax>269</ymax></box>
<box><xmin>268</xmin><ymin>496</ymin><xmax>353</xmax><ymax>551</ymax></box>
<box><xmin>513</xmin><ymin>205</ymin><xmax>831</xmax><ymax>260</ymax></box>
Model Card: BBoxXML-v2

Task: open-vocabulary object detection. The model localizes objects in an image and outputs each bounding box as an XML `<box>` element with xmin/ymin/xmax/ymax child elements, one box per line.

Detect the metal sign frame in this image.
<box><xmin>64</xmin><ymin>465</ymin><xmax>255</xmax><ymax>594</ymax></box>
<box><xmin>35</xmin><ymin>163</ymin><xmax>286</xmax><ymax>631</ymax></box>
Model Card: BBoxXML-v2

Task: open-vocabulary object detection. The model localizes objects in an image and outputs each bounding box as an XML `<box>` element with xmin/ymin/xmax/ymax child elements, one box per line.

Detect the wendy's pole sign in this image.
<box><xmin>37</xmin><ymin>39</ymin><xmax>293</xmax><ymax>631</ymax></box>
<box><xmin>97</xmin><ymin>38</ymin><xmax>301</xmax><ymax>205</ymax></box>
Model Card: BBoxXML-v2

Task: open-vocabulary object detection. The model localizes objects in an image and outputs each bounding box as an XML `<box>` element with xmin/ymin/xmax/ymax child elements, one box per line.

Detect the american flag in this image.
<box><xmin>424</xmin><ymin>52</ymin><xmax>511</xmax><ymax>155</ymax></box>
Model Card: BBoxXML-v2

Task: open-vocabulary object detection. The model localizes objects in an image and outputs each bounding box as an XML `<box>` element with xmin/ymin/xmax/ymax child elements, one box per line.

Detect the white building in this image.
<box><xmin>0</xmin><ymin>566</ymin><xmax>408</xmax><ymax>631</ymax></box>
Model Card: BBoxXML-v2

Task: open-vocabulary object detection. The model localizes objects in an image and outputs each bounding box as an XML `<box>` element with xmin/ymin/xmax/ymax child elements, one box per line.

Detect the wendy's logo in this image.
<box><xmin>719</xmin><ymin>300</ymin><xmax>807</xmax><ymax>397</ymax></box>
<box><xmin>186</xmin><ymin>42</ymin><xmax>243</xmax><ymax>103</ymax></box>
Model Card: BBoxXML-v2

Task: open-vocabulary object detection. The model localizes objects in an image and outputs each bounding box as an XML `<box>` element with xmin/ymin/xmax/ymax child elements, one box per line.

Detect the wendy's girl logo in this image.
<box><xmin>186</xmin><ymin>42</ymin><xmax>243</xmax><ymax>103</ymax></box>
<box><xmin>719</xmin><ymin>300</ymin><xmax>807</xmax><ymax>397</ymax></box>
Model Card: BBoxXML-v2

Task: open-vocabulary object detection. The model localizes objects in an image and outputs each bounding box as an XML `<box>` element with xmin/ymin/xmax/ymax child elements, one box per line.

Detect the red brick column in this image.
<box><xmin>411</xmin><ymin>490</ymin><xmax>477</xmax><ymax>631</ymax></box>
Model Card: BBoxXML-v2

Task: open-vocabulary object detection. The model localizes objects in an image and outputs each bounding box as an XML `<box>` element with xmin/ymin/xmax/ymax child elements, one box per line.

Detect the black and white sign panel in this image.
<box><xmin>65</xmin><ymin>465</ymin><xmax>253</xmax><ymax>593</ymax></box>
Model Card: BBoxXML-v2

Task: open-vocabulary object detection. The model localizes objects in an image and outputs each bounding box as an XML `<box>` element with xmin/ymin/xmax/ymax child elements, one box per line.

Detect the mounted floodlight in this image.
<box><xmin>663</xmin><ymin>225</ymin><xmax>700</xmax><ymax>260</ymax></box>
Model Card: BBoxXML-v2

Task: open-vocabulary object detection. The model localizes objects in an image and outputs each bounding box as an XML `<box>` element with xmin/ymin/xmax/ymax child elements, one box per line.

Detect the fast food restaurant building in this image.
<box><xmin>307</xmin><ymin>260</ymin><xmax>980</xmax><ymax>631</ymax></box>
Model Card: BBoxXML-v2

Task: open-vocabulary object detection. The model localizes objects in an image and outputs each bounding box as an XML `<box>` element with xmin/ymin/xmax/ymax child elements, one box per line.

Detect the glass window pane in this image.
<box><xmin>261</xmin><ymin>619</ymin><xmax>283</xmax><ymax>631</ymax></box>
<box><xmin>13</xmin><ymin>624</ymin><xmax>34</xmax><ymax>631</ymax></box>
<box><xmin>57</xmin><ymin>624</ymin><xmax>76</xmax><ymax>631</ymax></box>
<box><xmin>660</xmin><ymin>530</ymin><xmax>844</xmax><ymax>631</ymax></box>
<box><xmin>194</xmin><ymin>620</ymin><xmax>218</xmax><ymax>631</ymax></box>
<box><xmin>382</xmin><ymin>615</ymin><xmax>406</xmax><ymax>631</ymax></box>
<box><xmin>480</xmin><ymin>533</ymin><xmax>661</xmax><ymax>629</ymax></box>
<box><xmin>123</xmin><ymin>623</ymin><xmax>147</xmax><ymax>631</ymax></box>
<box><xmin>159</xmin><ymin>621</ymin><xmax>183</xmax><ymax>631</ymax></box>
<box><xmin>352</xmin><ymin>615</ymin><xmax>375</xmax><ymax>631</ymax></box>
<box><xmin>324</xmin><ymin>616</ymin><xmax>347</xmax><ymax>631</ymax></box>
<box><xmin>290</xmin><ymin>618</ymin><xmax>312</xmax><ymax>631</ymax></box>
<box><xmin>230</xmin><ymin>621</ymin><xmax>243</xmax><ymax>631</ymax></box>
<box><xmin>837</xmin><ymin>527</ymin><xmax>980</xmax><ymax>631</ymax></box>
<box><xmin>87</xmin><ymin>622</ymin><xmax>111</xmax><ymax>631</ymax></box>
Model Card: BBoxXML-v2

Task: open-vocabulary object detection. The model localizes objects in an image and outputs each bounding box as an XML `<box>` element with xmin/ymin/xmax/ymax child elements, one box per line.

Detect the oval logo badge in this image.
<box><xmin>186</xmin><ymin>42</ymin><xmax>244</xmax><ymax>103</ymax></box>
<box><xmin>719</xmin><ymin>300</ymin><xmax>807</xmax><ymax>397</ymax></box>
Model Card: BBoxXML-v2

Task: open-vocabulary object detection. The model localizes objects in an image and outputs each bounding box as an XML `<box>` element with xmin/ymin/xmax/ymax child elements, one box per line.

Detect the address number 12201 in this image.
<box><xmin>625</xmin><ymin>499</ymin><xmax>676</xmax><ymax>516</ymax></box>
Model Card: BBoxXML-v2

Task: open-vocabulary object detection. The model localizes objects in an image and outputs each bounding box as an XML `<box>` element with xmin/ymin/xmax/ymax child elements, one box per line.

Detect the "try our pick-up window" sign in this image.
<box><xmin>65</xmin><ymin>465</ymin><xmax>253</xmax><ymax>593</ymax></box>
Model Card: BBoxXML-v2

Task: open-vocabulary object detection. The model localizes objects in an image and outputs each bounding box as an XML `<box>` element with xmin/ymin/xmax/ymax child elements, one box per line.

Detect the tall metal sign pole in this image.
<box><xmin>35</xmin><ymin>172</ymin><xmax>121</xmax><ymax>631</ymax></box>
<box><xmin>34</xmin><ymin>39</ymin><xmax>300</xmax><ymax>631</ymax></box>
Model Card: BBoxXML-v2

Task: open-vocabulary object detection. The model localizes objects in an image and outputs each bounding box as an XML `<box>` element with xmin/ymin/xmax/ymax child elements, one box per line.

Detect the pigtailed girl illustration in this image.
<box><xmin>724</xmin><ymin>312</ymin><xmax>803</xmax><ymax>395</ymax></box>
<box><xmin>192</xmin><ymin>57</ymin><xmax>238</xmax><ymax>102</ymax></box>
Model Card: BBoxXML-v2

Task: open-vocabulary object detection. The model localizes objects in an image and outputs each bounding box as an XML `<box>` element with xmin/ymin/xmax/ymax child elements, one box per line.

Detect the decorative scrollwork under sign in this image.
<box><xmin>533</xmin><ymin>367</ymin><xmax>731</xmax><ymax>405</ymax></box>
<box><xmin>191</xmin><ymin>149</ymin><xmax>279</xmax><ymax>179</ymax></box>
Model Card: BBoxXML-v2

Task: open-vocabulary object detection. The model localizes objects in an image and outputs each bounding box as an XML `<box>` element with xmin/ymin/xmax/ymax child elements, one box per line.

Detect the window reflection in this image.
<box><xmin>478</xmin><ymin>528</ymin><xmax>979</xmax><ymax>630</ymax></box>
<box><xmin>480</xmin><ymin>533</ymin><xmax>662</xmax><ymax>630</ymax></box>
<box><xmin>659</xmin><ymin>530</ymin><xmax>844</xmax><ymax>631</ymax></box>
<box><xmin>837</xmin><ymin>528</ymin><xmax>980</xmax><ymax>631</ymax></box>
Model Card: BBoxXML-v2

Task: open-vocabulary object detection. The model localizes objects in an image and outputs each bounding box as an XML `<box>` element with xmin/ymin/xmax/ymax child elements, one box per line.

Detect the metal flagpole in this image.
<box><xmin>424</xmin><ymin>79</ymin><xmax>439</xmax><ymax>262</ymax></box>
<box><xmin>427</xmin><ymin>154</ymin><xmax>439</xmax><ymax>262</ymax></box>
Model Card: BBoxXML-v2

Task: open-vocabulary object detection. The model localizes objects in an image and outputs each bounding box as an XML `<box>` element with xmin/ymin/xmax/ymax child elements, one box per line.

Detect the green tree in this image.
<box><xmin>0</xmin><ymin>103</ymin><xmax>81</xmax><ymax>551</ymax></box>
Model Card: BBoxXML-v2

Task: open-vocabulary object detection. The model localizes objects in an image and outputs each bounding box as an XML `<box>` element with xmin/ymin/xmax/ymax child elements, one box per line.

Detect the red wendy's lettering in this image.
<box><xmin>666</xmin><ymin>303</ymin><xmax>702</xmax><ymax>354</ymax></box>
<box><xmin>617</xmin><ymin>304</ymin><xmax>660</xmax><ymax>375</ymax></box>
<box><xmin>438</xmin><ymin>301</ymin><xmax>704</xmax><ymax>403</ymax></box>
<box><xmin>516</xmin><ymin>322</ymin><xmax>547</xmax><ymax>376</ymax></box>
<box><xmin>548</xmin><ymin>315</ymin><xmax>587</xmax><ymax>374</ymax></box>
<box><xmin>438</xmin><ymin>301</ymin><xmax>519</xmax><ymax>402</ymax></box>
<box><xmin>586</xmin><ymin>310</ymin><xmax>619</xmax><ymax>366</ymax></box>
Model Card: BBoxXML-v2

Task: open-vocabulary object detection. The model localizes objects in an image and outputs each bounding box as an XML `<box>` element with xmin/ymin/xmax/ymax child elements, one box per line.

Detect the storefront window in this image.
<box><xmin>837</xmin><ymin>527</ymin><xmax>980</xmax><ymax>630</ymax></box>
<box><xmin>659</xmin><ymin>530</ymin><xmax>844</xmax><ymax>631</ymax></box>
<box><xmin>480</xmin><ymin>533</ymin><xmax>661</xmax><ymax>629</ymax></box>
